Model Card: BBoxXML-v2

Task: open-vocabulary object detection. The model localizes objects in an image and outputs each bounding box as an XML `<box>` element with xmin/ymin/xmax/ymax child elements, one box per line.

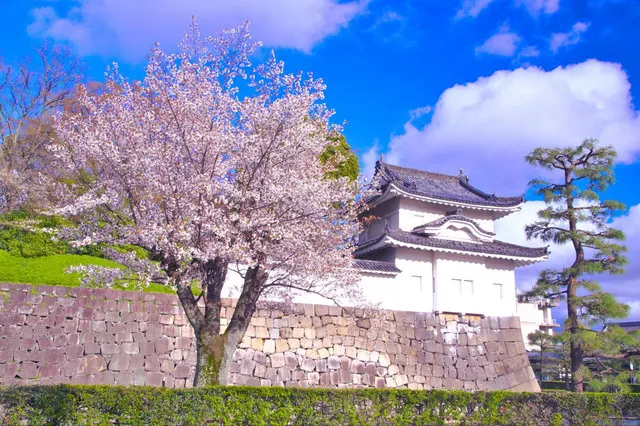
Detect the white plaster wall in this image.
<box><xmin>397</xmin><ymin>198</ymin><xmax>497</xmax><ymax>233</ymax></box>
<box><xmin>362</xmin><ymin>199</ymin><xmax>400</xmax><ymax>240</ymax></box>
<box><xmin>357</xmin><ymin>272</ymin><xmax>410</xmax><ymax>310</ymax></box>
<box><xmin>398</xmin><ymin>198</ymin><xmax>448</xmax><ymax>231</ymax></box>
<box><xmin>485</xmin><ymin>258</ymin><xmax>517</xmax><ymax>316</ymax></box>
<box><xmin>460</xmin><ymin>210</ymin><xmax>496</xmax><ymax>233</ymax></box>
<box><xmin>221</xmin><ymin>264</ymin><xmax>409</xmax><ymax>308</ymax></box>
<box><xmin>434</xmin><ymin>252</ymin><xmax>486</xmax><ymax>316</ymax></box>
<box><xmin>431</xmin><ymin>253</ymin><xmax>518</xmax><ymax>317</ymax></box>
<box><xmin>388</xmin><ymin>248</ymin><xmax>434</xmax><ymax>312</ymax></box>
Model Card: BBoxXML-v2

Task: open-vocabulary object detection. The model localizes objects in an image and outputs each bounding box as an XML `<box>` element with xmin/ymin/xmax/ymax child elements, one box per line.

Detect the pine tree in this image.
<box><xmin>524</xmin><ymin>138</ymin><xmax>629</xmax><ymax>392</ymax></box>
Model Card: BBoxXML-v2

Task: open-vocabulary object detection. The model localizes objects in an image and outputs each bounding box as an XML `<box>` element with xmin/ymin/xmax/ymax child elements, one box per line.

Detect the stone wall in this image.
<box><xmin>0</xmin><ymin>283</ymin><xmax>539</xmax><ymax>391</ymax></box>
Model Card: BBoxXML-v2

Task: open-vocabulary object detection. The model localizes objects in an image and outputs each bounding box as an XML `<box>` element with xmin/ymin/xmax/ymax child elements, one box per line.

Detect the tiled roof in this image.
<box><xmin>356</xmin><ymin>230</ymin><xmax>548</xmax><ymax>260</ymax></box>
<box><xmin>353</xmin><ymin>259</ymin><xmax>401</xmax><ymax>274</ymax></box>
<box><xmin>375</xmin><ymin>161</ymin><xmax>523</xmax><ymax>208</ymax></box>
<box><xmin>414</xmin><ymin>214</ymin><xmax>495</xmax><ymax>236</ymax></box>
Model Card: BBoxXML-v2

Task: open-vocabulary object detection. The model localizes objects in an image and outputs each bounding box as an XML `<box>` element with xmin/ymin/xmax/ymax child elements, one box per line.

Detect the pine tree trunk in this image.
<box><xmin>568</xmin><ymin>277</ymin><xmax>584</xmax><ymax>392</ymax></box>
<box><xmin>565</xmin><ymin>166</ymin><xmax>585</xmax><ymax>393</ymax></box>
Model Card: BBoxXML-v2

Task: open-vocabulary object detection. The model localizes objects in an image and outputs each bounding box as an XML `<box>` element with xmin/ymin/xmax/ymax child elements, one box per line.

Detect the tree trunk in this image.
<box><xmin>194</xmin><ymin>331</ymin><xmax>228</xmax><ymax>386</ymax></box>
<box><xmin>568</xmin><ymin>277</ymin><xmax>584</xmax><ymax>392</ymax></box>
<box><xmin>177</xmin><ymin>260</ymin><xmax>268</xmax><ymax>387</ymax></box>
<box><xmin>565</xmin><ymin>165</ymin><xmax>585</xmax><ymax>393</ymax></box>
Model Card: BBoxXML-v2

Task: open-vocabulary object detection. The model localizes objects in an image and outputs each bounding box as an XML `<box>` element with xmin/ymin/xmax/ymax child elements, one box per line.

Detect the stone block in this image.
<box><xmin>314</xmin><ymin>358</ymin><xmax>327</xmax><ymax>373</ymax></box>
<box><xmin>140</xmin><ymin>341</ymin><xmax>155</xmax><ymax>356</ymax></box>
<box><xmin>109</xmin><ymin>354</ymin><xmax>130</xmax><ymax>371</ymax></box>
<box><xmin>122</xmin><ymin>342</ymin><xmax>140</xmax><ymax>355</ymax></box>
<box><xmin>263</xmin><ymin>339</ymin><xmax>276</xmax><ymax>354</ymax></box>
<box><xmin>154</xmin><ymin>337</ymin><xmax>173</xmax><ymax>354</ymax></box>
<box><xmin>240</xmin><ymin>358</ymin><xmax>256</xmax><ymax>375</ymax></box>
<box><xmin>43</xmin><ymin>348</ymin><xmax>65</xmax><ymax>364</ymax></box>
<box><xmin>82</xmin><ymin>354</ymin><xmax>107</xmax><ymax>374</ymax></box>
<box><xmin>255</xmin><ymin>327</ymin><xmax>269</xmax><ymax>338</ymax></box>
<box><xmin>351</xmin><ymin>360</ymin><xmax>366</xmax><ymax>374</ymax></box>
<box><xmin>128</xmin><ymin>354</ymin><xmax>145</xmax><ymax>371</ymax></box>
<box><xmin>275</xmin><ymin>339</ymin><xmax>289</xmax><ymax>353</ymax></box>
<box><xmin>62</xmin><ymin>344</ymin><xmax>82</xmax><ymax>359</ymax></box>
<box><xmin>271</xmin><ymin>353</ymin><xmax>285</xmax><ymax>368</ymax></box>
<box><xmin>395</xmin><ymin>374</ymin><xmax>408</xmax><ymax>386</ymax></box>
<box><xmin>94</xmin><ymin>371</ymin><xmax>116</xmax><ymax>385</ymax></box>
<box><xmin>432</xmin><ymin>364</ymin><xmax>444</xmax><ymax>378</ymax></box>
<box><xmin>175</xmin><ymin>337</ymin><xmax>192</xmax><ymax>350</ymax></box>
<box><xmin>509</xmin><ymin>316</ymin><xmax>521</xmax><ymax>329</ymax></box>
<box><xmin>99</xmin><ymin>343</ymin><xmax>118</xmax><ymax>355</ymax></box>
<box><xmin>18</xmin><ymin>362</ymin><xmax>38</xmax><ymax>379</ymax></box>
<box><xmin>251</xmin><ymin>338</ymin><xmax>264</xmax><ymax>351</ymax></box>
<box><xmin>173</xmin><ymin>364</ymin><xmax>191</xmax><ymax>379</ymax></box>
<box><xmin>301</xmin><ymin>358</ymin><xmax>316</xmax><ymax>372</ymax></box>
<box><xmin>378</xmin><ymin>353</ymin><xmax>390</xmax><ymax>367</ymax></box>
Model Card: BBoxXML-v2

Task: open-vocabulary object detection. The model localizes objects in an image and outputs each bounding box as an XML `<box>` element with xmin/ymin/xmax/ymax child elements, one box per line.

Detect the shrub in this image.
<box><xmin>0</xmin><ymin>385</ymin><xmax>639</xmax><ymax>425</ymax></box>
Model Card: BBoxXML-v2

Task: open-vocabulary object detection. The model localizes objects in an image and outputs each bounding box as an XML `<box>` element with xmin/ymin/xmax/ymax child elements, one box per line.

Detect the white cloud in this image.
<box><xmin>360</xmin><ymin>141</ymin><xmax>381</xmax><ymax>179</ymax></box>
<box><xmin>382</xmin><ymin>59</ymin><xmax>640</xmax><ymax>194</ymax></box>
<box><xmin>496</xmin><ymin>202</ymin><xmax>640</xmax><ymax>321</ymax></box>
<box><xmin>409</xmin><ymin>105</ymin><xmax>432</xmax><ymax>120</ymax></box>
<box><xmin>457</xmin><ymin>0</ymin><xmax>559</xmax><ymax>19</ymax></box>
<box><xmin>550</xmin><ymin>22</ymin><xmax>591</xmax><ymax>53</ymax></box>
<box><xmin>476</xmin><ymin>25</ymin><xmax>522</xmax><ymax>57</ymax></box>
<box><xmin>517</xmin><ymin>0</ymin><xmax>560</xmax><ymax>15</ymax></box>
<box><xmin>28</xmin><ymin>0</ymin><xmax>367</xmax><ymax>59</ymax></box>
<box><xmin>518</xmin><ymin>45</ymin><xmax>541</xmax><ymax>58</ymax></box>
<box><xmin>456</xmin><ymin>0</ymin><xmax>498</xmax><ymax>18</ymax></box>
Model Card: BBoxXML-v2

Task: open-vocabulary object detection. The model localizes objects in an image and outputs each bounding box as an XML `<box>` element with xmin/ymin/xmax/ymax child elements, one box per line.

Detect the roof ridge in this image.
<box><xmin>373</xmin><ymin>161</ymin><xmax>524</xmax><ymax>207</ymax></box>
<box><xmin>381</xmin><ymin>162</ymin><xmax>460</xmax><ymax>181</ymax></box>
<box><xmin>413</xmin><ymin>214</ymin><xmax>496</xmax><ymax>236</ymax></box>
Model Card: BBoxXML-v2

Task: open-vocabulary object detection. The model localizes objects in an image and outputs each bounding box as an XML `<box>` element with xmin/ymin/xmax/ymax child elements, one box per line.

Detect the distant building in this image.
<box><xmin>517</xmin><ymin>298</ymin><xmax>559</xmax><ymax>350</ymax></box>
<box><xmin>608</xmin><ymin>321</ymin><xmax>640</xmax><ymax>332</ymax></box>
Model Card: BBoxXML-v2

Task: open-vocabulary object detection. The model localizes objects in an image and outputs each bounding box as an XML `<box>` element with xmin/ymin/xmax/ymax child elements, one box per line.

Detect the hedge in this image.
<box><xmin>1</xmin><ymin>386</ymin><xmax>639</xmax><ymax>425</ymax></box>
<box><xmin>542</xmin><ymin>380</ymin><xmax>640</xmax><ymax>393</ymax></box>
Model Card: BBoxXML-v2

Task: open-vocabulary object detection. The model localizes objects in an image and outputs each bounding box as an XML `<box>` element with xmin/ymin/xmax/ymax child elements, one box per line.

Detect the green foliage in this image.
<box><xmin>320</xmin><ymin>133</ymin><xmax>360</xmax><ymax>181</ymax></box>
<box><xmin>0</xmin><ymin>250</ymin><xmax>175</xmax><ymax>294</ymax></box>
<box><xmin>525</xmin><ymin>139</ymin><xmax>633</xmax><ymax>391</ymax></box>
<box><xmin>0</xmin><ymin>385</ymin><xmax>639</xmax><ymax>425</ymax></box>
<box><xmin>0</xmin><ymin>211</ymin><xmax>102</xmax><ymax>258</ymax></box>
<box><xmin>543</xmin><ymin>380</ymin><xmax>640</xmax><ymax>394</ymax></box>
<box><xmin>0</xmin><ymin>225</ymin><xmax>67</xmax><ymax>257</ymax></box>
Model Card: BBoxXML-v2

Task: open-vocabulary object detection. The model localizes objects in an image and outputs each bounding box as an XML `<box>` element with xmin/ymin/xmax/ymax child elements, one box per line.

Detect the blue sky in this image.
<box><xmin>2</xmin><ymin>0</ymin><xmax>640</xmax><ymax>319</ymax></box>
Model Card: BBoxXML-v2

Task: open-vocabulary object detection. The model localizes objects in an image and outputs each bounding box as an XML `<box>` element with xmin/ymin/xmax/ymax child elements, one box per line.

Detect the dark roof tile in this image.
<box><xmin>356</xmin><ymin>230</ymin><xmax>547</xmax><ymax>259</ymax></box>
<box><xmin>375</xmin><ymin>162</ymin><xmax>523</xmax><ymax>208</ymax></box>
<box><xmin>353</xmin><ymin>259</ymin><xmax>401</xmax><ymax>274</ymax></box>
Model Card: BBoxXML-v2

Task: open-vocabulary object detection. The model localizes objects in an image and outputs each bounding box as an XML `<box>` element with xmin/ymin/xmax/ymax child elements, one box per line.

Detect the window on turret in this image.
<box><xmin>493</xmin><ymin>283</ymin><xmax>503</xmax><ymax>300</ymax></box>
<box><xmin>410</xmin><ymin>275</ymin><xmax>423</xmax><ymax>293</ymax></box>
<box><xmin>452</xmin><ymin>279</ymin><xmax>474</xmax><ymax>296</ymax></box>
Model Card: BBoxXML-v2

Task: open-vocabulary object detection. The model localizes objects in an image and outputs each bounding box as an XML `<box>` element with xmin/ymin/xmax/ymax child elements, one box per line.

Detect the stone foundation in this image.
<box><xmin>0</xmin><ymin>283</ymin><xmax>539</xmax><ymax>391</ymax></box>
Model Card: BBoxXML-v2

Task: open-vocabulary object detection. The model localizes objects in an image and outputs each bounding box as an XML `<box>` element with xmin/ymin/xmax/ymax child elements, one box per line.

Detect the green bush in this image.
<box><xmin>543</xmin><ymin>380</ymin><xmax>640</xmax><ymax>393</ymax></box>
<box><xmin>0</xmin><ymin>385</ymin><xmax>639</xmax><ymax>425</ymax></box>
<box><xmin>0</xmin><ymin>211</ymin><xmax>102</xmax><ymax>258</ymax></box>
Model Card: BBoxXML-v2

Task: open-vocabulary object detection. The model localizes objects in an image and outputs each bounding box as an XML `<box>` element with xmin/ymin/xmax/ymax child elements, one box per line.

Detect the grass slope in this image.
<box><xmin>0</xmin><ymin>250</ymin><xmax>175</xmax><ymax>294</ymax></box>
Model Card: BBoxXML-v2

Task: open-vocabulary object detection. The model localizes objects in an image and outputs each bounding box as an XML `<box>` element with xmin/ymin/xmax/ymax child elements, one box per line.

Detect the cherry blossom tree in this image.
<box><xmin>52</xmin><ymin>20</ymin><xmax>365</xmax><ymax>386</ymax></box>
